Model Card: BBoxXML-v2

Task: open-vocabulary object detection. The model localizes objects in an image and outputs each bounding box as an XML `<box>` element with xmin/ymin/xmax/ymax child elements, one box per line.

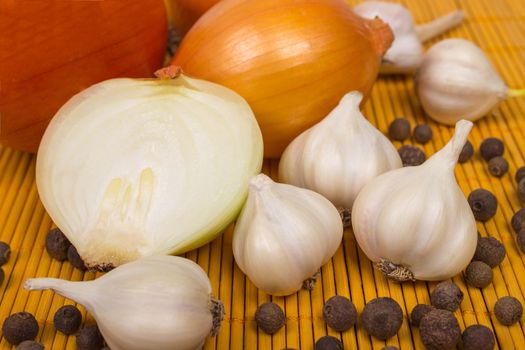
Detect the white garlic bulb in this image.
<box><xmin>25</xmin><ymin>256</ymin><xmax>224</xmax><ymax>350</ymax></box>
<box><xmin>351</xmin><ymin>120</ymin><xmax>477</xmax><ymax>281</ymax></box>
<box><xmin>415</xmin><ymin>38</ymin><xmax>524</xmax><ymax>125</ymax></box>
<box><xmin>233</xmin><ymin>174</ymin><xmax>343</xmax><ymax>296</ymax></box>
<box><xmin>279</xmin><ymin>91</ymin><xmax>401</xmax><ymax>211</ymax></box>
<box><xmin>354</xmin><ymin>1</ymin><xmax>464</xmax><ymax>74</ymax></box>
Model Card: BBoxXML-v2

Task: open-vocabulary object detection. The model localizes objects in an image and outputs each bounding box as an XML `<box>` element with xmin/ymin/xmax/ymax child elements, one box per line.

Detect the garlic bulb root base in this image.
<box><xmin>338</xmin><ymin>207</ymin><xmax>352</xmax><ymax>229</ymax></box>
<box><xmin>210</xmin><ymin>298</ymin><xmax>225</xmax><ymax>336</ymax></box>
<box><xmin>415</xmin><ymin>10</ymin><xmax>465</xmax><ymax>42</ymax></box>
<box><xmin>302</xmin><ymin>270</ymin><xmax>321</xmax><ymax>291</ymax></box>
<box><xmin>375</xmin><ymin>259</ymin><xmax>416</xmax><ymax>282</ymax></box>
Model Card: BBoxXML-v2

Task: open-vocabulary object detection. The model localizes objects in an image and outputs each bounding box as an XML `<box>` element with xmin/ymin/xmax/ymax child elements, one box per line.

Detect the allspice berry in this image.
<box><xmin>516</xmin><ymin>229</ymin><xmax>525</xmax><ymax>254</ymax></box>
<box><xmin>76</xmin><ymin>325</ymin><xmax>104</xmax><ymax>350</ymax></box>
<box><xmin>45</xmin><ymin>228</ymin><xmax>71</xmax><ymax>261</ymax></box>
<box><xmin>67</xmin><ymin>245</ymin><xmax>87</xmax><ymax>271</ymax></box>
<box><xmin>468</xmin><ymin>189</ymin><xmax>498</xmax><ymax>222</ymax></box>
<box><xmin>494</xmin><ymin>296</ymin><xmax>523</xmax><ymax>326</ymax></box>
<box><xmin>388</xmin><ymin>118</ymin><xmax>411</xmax><ymax>141</ymax></box>
<box><xmin>361</xmin><ymin>297</ymin><xmax>403</xmax><ymax>340</ymax></box>
<box><xmin>410</xmin><ymin>304</ymin><xmax>434</xmax><ymax>327</ymax></box>
<box><xmin>473</xmin><ymin>236</ymin><xmax>506</xmax><ymax>268</ymax></box>
<box><xmin>54</xmin><ymin>305</ymin><xmax>82</xmax><ymax>335</ymax></box>
<box><xmin>511</xmin><ymin>208</ymin><xmax>525</xmax><ymax>233</ymax></box>
<box><xmin>314</xmin><ymin>336</ymin><xmax>343</xmax><ymax>350</ymax></box>
<box><xmin>323</xmin><ymin>296</ymin><xmax>357</xmax><ymax>332</ymax></box>
<box><xmin>413</xmin><ymin>124</ymin><xmax>433</xmax><ymax>144</ymax></box>
<box><xmin>465</xmin><ymin>261</ymin><xmax>493</xmax><ymax>288</ymax></box>
<box><xmin>255</xmin><ymin>302</ymin><xmax>285</xmax><ymax>334</ymax></box>
<box><xmin>16</xmin><ymin>340</ymin><xmax>45</xmax><ymax>350</ymax></box>
<box><xmin>518</xmin><ymin>178</ymin><xmax>525</xmax><ymax>203</ymax></box>
<box><xmin>2</xmin><ymin>312</ymin><xmax>39</xmax><ymax>345</ymax></box>
<box><xmin>430</xmin><ymin>281</ymin><xmax>464</xmax><ymax>312</ymax></box>
<box><xmin>0</xmin><ymin>241</ymin><xmax>11</xmax><ymax>265</ymax></box>
<box><xmin>398</xmin><ymin>145</ymin><xmax>426</xmax><ymax>167</ymax></box>
<box><xmin>488</xmin><ymin>156</ymin><xmax>509</xmax><ymax>177</ymax></box>
<box><xmin>419</xmin><ymin>309</ymin><xmax>461</xmax><ymax>350</ymax></box>
<box><xmin>462</xmin><ymin>325</ymin><xmax>495</xmax><ymax>350</ymax></box>
<box><xmin>480</xmin><ymin>137</ymin><xmax>504</xmax><ymax>161</ymax></box>
<box><xmin>458</xmin><ymin>141</ymin><xmax>474</xmax><ymax>163</ymax></box>
<box><xmin>515</xmin><ymin>166</ymin><xmax>525</xmax><ymax>184</ymax></box>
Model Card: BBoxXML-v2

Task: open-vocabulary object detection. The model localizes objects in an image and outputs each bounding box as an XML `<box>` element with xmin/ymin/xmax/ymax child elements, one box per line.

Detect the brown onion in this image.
<box><xmin>170</xmin><ymin>0</ymin><xmax>393</xmax><ymax>157</ymax></box>
<box><xmin>0</xmin><ymin>1</ymin><xmax>167</xmax><ymax>152</ymax></box>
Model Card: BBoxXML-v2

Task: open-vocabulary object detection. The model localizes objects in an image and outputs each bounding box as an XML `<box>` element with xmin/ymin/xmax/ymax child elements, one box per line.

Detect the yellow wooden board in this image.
<box><xmin>1</xmin><ymin>0</ymin><xmax>525</xmax><ymax>348</ymax></box>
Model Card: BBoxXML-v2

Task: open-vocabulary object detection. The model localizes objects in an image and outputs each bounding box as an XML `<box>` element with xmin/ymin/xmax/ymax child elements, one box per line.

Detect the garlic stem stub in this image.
<box><xmin>415</xmin><ymin>38</ymin><xmax>525</xmax><ymax>125</ymax></box>
<box><xmin>279</xmin><ymin>91</ymin><xmax>401</xmax><ymax>211</ymax></box>
<box><xmin>36</xmin><ymin>70</ymin><xmax>263</xmax><ymax>269</ymax></box>
<box><xmin>25</xmin><ymin>256</ymin><xmax>224</xmax><ymax>350</ymax></box>
<box><xmin>351</xmin><ymin>120</ymin><xmax>477</xmax><ymax>281</ymax></box>
<box><xmin>232</xmin><ymin>174</ymin><xmax>343</xmax><ymax>296</ymax></box>
<box><xmin>354</xmin><ymin>1</ymin><xmax>464</xmax><ymax>74</ymax></box>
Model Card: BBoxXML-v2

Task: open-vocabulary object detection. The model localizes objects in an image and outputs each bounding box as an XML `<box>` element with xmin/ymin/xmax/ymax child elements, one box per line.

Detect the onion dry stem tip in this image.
<box><xmin>375</xmin><ymin>259</ymin><xmax>415</xmax><ymax>282</ymax></box>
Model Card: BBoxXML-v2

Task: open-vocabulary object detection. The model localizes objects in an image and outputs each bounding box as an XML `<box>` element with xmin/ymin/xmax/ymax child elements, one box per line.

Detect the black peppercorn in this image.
<box><xmin>473</xmin><ymin>236</ymin><xmax>506</xmax><ymax>267</ymax></box>
<box><xmin>515</xmin><ymin>166</ymin><xmax>525</xmax><ymax>184</ymax></box>
<box><xmin>255</xmin><ymin>302</ymin><xmax>285</xmax><ymax>334</ymax></box>
<box><xmin>465</xmin><ymin>261</ymin><xmax>493</xmax><ymax>288</ymax></box>
<box><xmin>54</xmin><ymin>305</ymin><xmax>82</xmax><ymax>335</ymax></box>
<box><xmin>468</xmin><ymin>189</ymin><xmax>498</xmax><ymax>222</ymax></box>
<box><xmin>494</xmin><ymin>296</ymin><xmax>523</xmax><ymax>326</ymax></box>
<box><xmin>517</xmin><ymin>229</ymin><xmax>525</xmax><ymax>254</ymax></box>
<box><xmin>398</xmin><ymin>145</ymin><xmax>426</xmax><ymax>167</ymax></box>
<box><xmin>76</xmin><ymin>325</ymin><xmax>104</xmax><ymax>350</ymax></box>
<box><xmin>45</xmin><ymin>228</ymin><xmax>71</xmax><ymax>261</ymax></box>
<box><xmin>519</xmin><ymin>178</ymin><xmax>525</xmax><ymax>203</ymax></box>
<box><xmin>458</xmin><ymin>141</ymin><xmax>474</xmax><ymax>163</ymax></box>
<box><xmin>413</xmin><ymin>124</ymin><xmax>433</xmax><ymax>144</ymax></box>
<box><xmin>361</xmin><ymin>297</ymin><xmax>403</xmax><ymax>340</ymax></box>
<box><xmin>323</xmin><ymin>295</ymin><xmax>357</xmax><ymax>332</ymax></box>
<box><xmin>462</xmin><ymin>324</ymin><xmax>495</xmax><ymax>350</ymax></box>
<box><xmin>0</xmin><ymin>241</ymin><xmax>11</xmax><ymax>266</ymax></box>
<box><xmin>430</xmin><ymin>281</ymin><xmax>464</xmax><ymax>312</ymax></box>
<box><xmin>419</xmin><ymin>309</ymin><xmax>461</xmax><ymax>350</ymax></box>
<box><xmin>67</xmin><ymin>245</ymin><xmax>87</xmax><ymax>271</ymax></box>
<box><xmin>2</xmin><ymin>312</ymin><xmax>39</xmax><ymax>345</ymax></box>
<box><xmin>487</xmin><ymin>156</ymin><xmax>509</xmax><ymax>177</ymax></box>
<box><xmin>511</xmin><ymin>208</ymin><xmax>525</xmax><ymax>233</ymax></box>
<box><xmin>410</xmin><ymin>304</ymin><xmax>434</xmax><ymax>327</ymax></box>
<box><xmin>16</xmin><ymin>340</ymin><xmax>45</xmax><ymax>350</ymax></box>
<box><xmin>388</xmin><ymin>118</ymin><xmax>411</xmax><ymax>141</ymax></box>
<box><xmin>480</xmin><ymin>137</ymin><xmax>504</xmax><ymax>161</ymax></box>
<box><xmin>314</xmin><ymin>336</ymin><xmax>343</xmax><ymax>350</ymax></box>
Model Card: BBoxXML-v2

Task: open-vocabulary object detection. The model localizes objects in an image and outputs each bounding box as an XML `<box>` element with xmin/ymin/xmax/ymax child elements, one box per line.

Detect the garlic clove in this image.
<box><xmin>232</xmin><ymin>174</ymin><xmax>343</xmax><ymax>296</ymax></box>
<box><xmin>25</xmin><ymin>256</ymin><xmax>224</xmax><ymax>350</ymax></box>
<box><xmin>279</xmin><ymin>91</ymin><xmax>401</xmax><ymax>211</ymax></box>
<box><xmin>415</xmin><ymin>39</ymin><xmax>508</xmax><ymax>125</ymax></box>
<box><xmin>352</xmin><ymin>120</ymin><xmax>477</xmax><ymax>281</ymax></box>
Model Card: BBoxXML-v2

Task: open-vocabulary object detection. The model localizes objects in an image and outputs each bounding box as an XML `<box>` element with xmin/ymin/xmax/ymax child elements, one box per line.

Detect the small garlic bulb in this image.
<box><xmin>351</xmin><ymin>120</ymin><xmax>477</xmax><ymax>281</ymax></box>
<box><xmin>415</xmin><ymin>38</ymin><xmax>524</xmax><ymax>125</ymax></box>
<box><xmin>25</xmin><ymin>256</ymin><xmax>224</xmax><ymax>350</ymax></box>
<box><xmin>354</xmin><ymin>1</ymin><xmax>464</xmax><ymax>74</ymax></box>
<box><xmin>233</xmin><ymin>174</ymin><xmax>343</xmax><ymax>296</ymax></box>
<box><xmin>279</xmin><ymin>91</ymin><xmax>401</xmax><ymax>211</ymax></box>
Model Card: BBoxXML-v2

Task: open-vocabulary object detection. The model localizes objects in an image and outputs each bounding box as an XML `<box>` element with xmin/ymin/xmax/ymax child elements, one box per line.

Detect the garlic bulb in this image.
<box><xmin>25</xmin><ymin>256</ymin><xmax>224</xmax><ymax>350</ymax></box>
<box><xmin>233</xmin><ymin>174</ymin><xmax>343</xmax><ymax>296</ymax></box>
<box><xmin>354</xmin><ymin>1</ymin><xmax>464</xmax><ymax>74</ymax></box>
<box><xmin>351</xmin><ymin>120</ymin><xmax>477</xmax><ymax>281</ymax></box>
<box><xmin>279</xmin><ymin>91</ymin><xmax>401</xmax><ymax>212</ymax></box>
<box><xmin>36</xmin><ymin>67</ymin><xmax>263</xmax><ymax>269</ymax></box>
<box><xmin>415</xmin><ymin>39</ymin><xmax>524</xmax><ymax>125</ymax></box>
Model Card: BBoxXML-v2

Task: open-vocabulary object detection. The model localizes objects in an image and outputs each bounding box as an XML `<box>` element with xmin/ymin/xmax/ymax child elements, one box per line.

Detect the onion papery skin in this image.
<box><xmin>0</xmin><ymin>1</ymin><xmax>167</xmax><ymax>153</ymax></box>
<box><xmin>171</xmin><ymin>0</ymin><xmax>393</xmax><ymax>157</ymax></box>
<box><xmin>36</xmin><ymin>74</ymin><xmax>263</xmax><ymax>269</ymax></box>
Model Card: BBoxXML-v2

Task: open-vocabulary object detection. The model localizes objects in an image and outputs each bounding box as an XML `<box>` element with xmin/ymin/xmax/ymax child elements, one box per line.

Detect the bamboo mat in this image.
<box><xmin>1</xmin><ymin>0</ymin><xmax>525</xmax><ymax>349</ymax></box>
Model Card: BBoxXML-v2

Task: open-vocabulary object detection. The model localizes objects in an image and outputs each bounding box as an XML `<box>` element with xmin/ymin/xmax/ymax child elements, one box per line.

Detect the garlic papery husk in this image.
<box><xmin>24</xmin><ymin>256</ymin><xmax>224</xmax><ymax>350</ymax></box>
<box><xmin>279</xmin><ymin>91</ymin><xmax>401</xmax><ymax>212</ymax></box>
<box><xmin>354</xmin><ymin>1</ymin><xmax>464</xmax><ymax>74</ymax></box>
<box><xmin>415</xmin><ymin>39</ymin><xmax>525</xmax><ymax>125</ymax></box>
<box><xmin>351</xmin><ymin>120</ymin><xmax>477</xmax><ymax>282</ymax></box>
<box><xmin>36</xmin><ymin>67</ymin><xmax>263</xmax><ymax>269</ymax></box>
<box><xmin>232</xmin><ymin>174</ymin><xmax>343</xmax><ymax>296</ymax></box>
